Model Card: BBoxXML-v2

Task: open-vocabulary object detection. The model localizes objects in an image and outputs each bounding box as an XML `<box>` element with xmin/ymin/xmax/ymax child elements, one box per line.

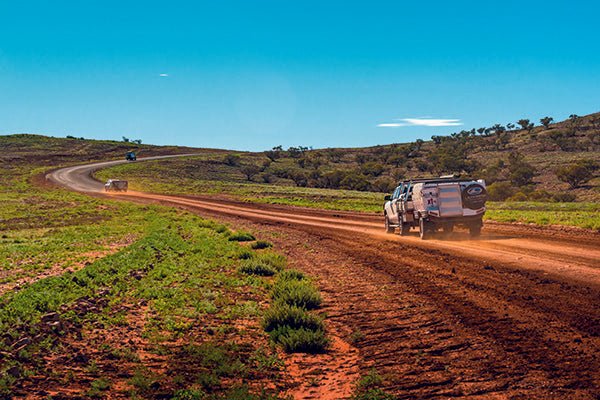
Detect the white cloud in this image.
<box><xmin>159</xmin><ymin>73</ymin><xmax>169</xmax><ymax>77</ymax></box>
<box><xmin>377</xmin><ymin>117</ymin><xmax>462</xmax><ymax>128</ymax></box>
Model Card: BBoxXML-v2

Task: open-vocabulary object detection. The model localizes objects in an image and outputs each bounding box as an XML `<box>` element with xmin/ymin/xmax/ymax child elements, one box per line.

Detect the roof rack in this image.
<box><xmin>399</xmin><ymin>176</ymin><xmax>476</xmax><ymax>185</ymax></box>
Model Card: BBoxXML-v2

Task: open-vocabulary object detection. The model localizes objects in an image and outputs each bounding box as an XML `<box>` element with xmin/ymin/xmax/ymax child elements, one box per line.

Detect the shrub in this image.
<box><xmin>353</xmin><ymin>369</ymin><xmax>395</xmax><ymax>400</ymax></box>
<box><xmin>173</xmin><ymin>389</ymin><xmax>206</xmax><ymax>400</ymax></box>
<box><xmin>238</xmin><ymin>261</ymin><xmax>278</xmax><ymax>276</ymax></box>
<box><xmin>223</xmin><ymin>154</ymin><xmax>241</xmax><ymax>166</ymax></box>
<box><xmin>507</xmin><ymin>192</ymin><xmax>528</xmax><ymax>202</ymax></box>
<box><xmin>277</xmin><ymin>269</ymin><xmax>306</xmax><ymax>282</ymax></box>
<box><xmin>255</xmin><ymin>253</ymin><xmax>286</xmax><ymax>270</ymax></box>
<box><xmin>262</xmin><ymin>303</ymin><xmax>324</xmax><ymax>332</ymax></box>
<box><xmin>556</xmin><ymin>161</ymin><xmax>597</xmax><ymax>188</ymax></box>
<box><xmin>250</xmin><ymin>240</ymin><xmax>272</xmax><ymax>250</ymax></box>
<box><xmin>237</xmin><ymin>249</ymin><xmax>253</xmax><ymax>260</ymax></box>
<box><xmin>269</xmin><ymin>326</ymin><xmax>329</xmax><ymax>353</ymax></box>
<box><xmin>228</xmin><ymin>232</ymin><xmax>255</xmax><ymax>242</ymax></box>
<box><xmin>486</xmin><ymin>181</ymin><xmax>515</xmax><ymax>201</ymax></box>
<box><xmin>552</xmin><ymin>192</ymin><xmax>576</xmax><ymax>202</ymax></box>
<box><xmin>271</xmin><ymin>280</ymin><xmax>322</xmax><ymax>310</ymax></box>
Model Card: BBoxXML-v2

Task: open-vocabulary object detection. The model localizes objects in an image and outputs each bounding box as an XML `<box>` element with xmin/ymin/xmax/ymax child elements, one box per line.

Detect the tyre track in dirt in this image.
<box><xmin>47</xmin><ymin>159</ymin><xmax>600</xmax><ymax>399</ymax></box>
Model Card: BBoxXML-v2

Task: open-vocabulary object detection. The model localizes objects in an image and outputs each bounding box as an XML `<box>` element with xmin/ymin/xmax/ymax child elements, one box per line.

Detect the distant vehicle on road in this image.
<box><xmin>384</xmin><ymin>177</ymin><xmax>487</xmax><ymax>239</ymax></box>
<box><xmin>104</xmin><ymin>179</ymin><xmax>128</xmax><ymax>192</ymax></box>
<box><xmin>125</xmin><ymin>152</ymin><xmax>137</xmax><ymax>161</ymax></box>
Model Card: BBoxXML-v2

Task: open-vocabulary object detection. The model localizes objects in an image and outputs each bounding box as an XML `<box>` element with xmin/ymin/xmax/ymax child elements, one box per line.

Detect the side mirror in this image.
<box><xmin>384</xmin><ymin>195</ymin><xmax>391</xmax><ymax>201</ymax></box>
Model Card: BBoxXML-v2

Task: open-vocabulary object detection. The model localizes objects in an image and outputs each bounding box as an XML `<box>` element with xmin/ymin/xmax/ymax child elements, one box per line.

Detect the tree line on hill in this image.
<box><xmin>221</xmin><ymin>114</ymin><xmax>599</xmax><ymax>201</ymax></box>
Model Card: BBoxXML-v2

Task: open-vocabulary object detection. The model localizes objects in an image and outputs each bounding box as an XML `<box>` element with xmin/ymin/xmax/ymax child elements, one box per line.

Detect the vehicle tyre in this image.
<box><xmin>384</xmin><ymin>214</ymin><xmax>395</xmax><ymax>234</ymax></box>
<box><xmin>419</xmin><ymin>218</ymin><xmax>431</xmax><ymax>240</ymax></box>
<box><xmin>469</xmin><ymin>223</ymin><xmax>481</xmax><ymax>237</ymax></box>
<box><xmin>443</xmin><ymin>223</ymin><xmax>454</xmax><ymax>233</ymax></box>
<box><xmin>399</xmin><ymin>221</ymin><xmax>409</xmax><ymax>236</ymax></box>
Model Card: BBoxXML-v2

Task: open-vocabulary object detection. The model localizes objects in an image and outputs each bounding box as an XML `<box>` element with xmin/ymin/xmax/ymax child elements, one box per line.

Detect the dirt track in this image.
<box><xmin>48</xmin><ymin>159</ymin><xmax>600</xmax><ymax>399</ymax></box>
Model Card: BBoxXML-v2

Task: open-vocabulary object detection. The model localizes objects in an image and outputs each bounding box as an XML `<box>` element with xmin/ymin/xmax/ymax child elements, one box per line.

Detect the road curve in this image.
<box><xmin>47</xmin><ymin>154</ymin><xmax>201</xmax><ymax>192</ymax></box>
<box><xmin>47</xmin><ymin>157</ymin><xmax>600</xmax><ymax>398</ymax></box>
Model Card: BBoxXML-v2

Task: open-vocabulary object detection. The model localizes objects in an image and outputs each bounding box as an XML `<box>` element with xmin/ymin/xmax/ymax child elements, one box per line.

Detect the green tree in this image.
<box><xmin>241</xmin><ymin>164</ymin><xmax>261</xmax><ymax>181</ymax></box>
<box><xmin>517</xmin><ymin>119</ymin><xmax>535</xmax><ymax>132</ymax></box>
<box><xmin>223</xmin><ymin>154</ymin><xmax>241</xmax><ymax>166</ymax></box>
<box><xmin>508</xmin><ymin>153</ymin><xmax>536</xmax><ymax>186</ymax></box>
<box><xmin>556</xmin><ymin>161</ymin><xmax>597</xmax><ymax>188</ymax></box>
<box><xmin>540</xmin><ymin>116</ymin><xmax>554</xmax><ymax>129</ymax></box>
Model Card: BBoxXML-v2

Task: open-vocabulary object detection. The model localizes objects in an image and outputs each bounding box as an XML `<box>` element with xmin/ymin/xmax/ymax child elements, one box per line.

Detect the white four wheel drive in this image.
<box><xmin>384</xmin><ymin>178</ymin><xmax>488</xmax><ymax>239</ymax></box>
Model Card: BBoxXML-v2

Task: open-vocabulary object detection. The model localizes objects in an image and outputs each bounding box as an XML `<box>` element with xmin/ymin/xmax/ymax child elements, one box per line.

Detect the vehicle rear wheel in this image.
<box><xmin>419</xmin><ymin>218</ymin><xmax>431</xmax><ymax>240</ymax></box>
<box><xmin>469</xmin><ymin>223</ymin><xmax>481</xmax><ymax>237</ymax></box>
<box><xmin>385</xmin><ymin>215</ymin><xmax>395</xmax><ymax>234</ymax></box>
<box><xmin>399</xmin><ymin>221</ymin><xmax>409</xmax><ymax>236</ymax></box>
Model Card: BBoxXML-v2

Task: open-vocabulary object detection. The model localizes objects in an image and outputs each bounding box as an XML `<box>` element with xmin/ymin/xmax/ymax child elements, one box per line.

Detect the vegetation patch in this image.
<box><xmin>228</xmin><ymin>231</ymin><xmax>256</xmax><ymax>242</ymax></box>
<box><xmin>353</xmin><ymin>369</ymin><xmax>395</xmax><ymax>400</ymax></box>
<box><xmin>239</xmin><ymin>260</ymin><xmax>278</xmax><ymax>276</ymax></box>
<box><xmin>271</xmin><ymin>279</ymin><xmax>322</xmax><ymax>310</ymax></box>
<box><xmin>251</xmin><ymin>240</ymin><xmax>273</xmax><ymax>250</ymax></box>
<box><xmin>260</xmin><ymin>270</ymin><xmax>328</xmax><ymax>353</ymax></box>
<box><xmin>0</xmin><ymin>137</ymin><xmax>290</xmax><ymax>398</ymax></box>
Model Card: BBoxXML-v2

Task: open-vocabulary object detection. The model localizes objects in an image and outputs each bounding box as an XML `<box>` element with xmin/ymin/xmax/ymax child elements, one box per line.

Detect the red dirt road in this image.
<box><xmin>47</xmin><ymin>160</ymin><xmax>600</xmax><ymax>399</ymax></box>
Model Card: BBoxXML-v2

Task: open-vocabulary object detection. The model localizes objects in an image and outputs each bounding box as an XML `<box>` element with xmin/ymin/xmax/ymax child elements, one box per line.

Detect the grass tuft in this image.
<box><xmin>271</xmin><ymin>280</ymin><xmax>322</xmax><ymax>310</ymax></box>
<box><xmin>276</xmin><ymin>269</ymin><xmax>306</xmax><ymax>282</ymax></box>
<box><xmin>269</xmin><ymin>326</ymin><xmax>329</xmax><ymax>354</ymax></box>
<box><xmin>228</xmin><ymin>231</ymin><xmax>256</xmax><ymax>242</ymax></box>
<box><xmin>239</xmin><ymin>261</ymin><xmax>278</xmax><ymax>276</ymax></box>
<box><xmin>251</xmin><ymin>240</ymin><xmax>272</xmax><ymax>250</ymax></box>
<box><xmin>262</xmin><ymin>303</ymin><xmax>324</xmax><ymax>332</ymax></box>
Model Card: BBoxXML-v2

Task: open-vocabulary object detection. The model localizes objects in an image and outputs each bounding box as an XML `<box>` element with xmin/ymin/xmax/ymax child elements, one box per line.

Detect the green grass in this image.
<box><xmin>353</xmin><ymin>369</ymin><xmax>395</xmax><ymax>400</ymax></box>
<box><xmin>239</xmin><ymin>260</ymin><xmax>278</xmax><ymax>276</ymax></box>
<box><xmin>263</xmin><ymin>272</ymin><xmax>328</xmax><ymax>353</ymax></box>
<box><xmin>485</xmin><ymin>201</ymin><xmax>600</xmax><ymax>230</ymax></box>
<box><xmin>0</xmin><ymin>143</ymin><xmax>289</xmax><ymax>397</ymax></box>
<box><xmin>228</xmin><ymin>231</ymin><xmax>256</xmax><ymax>242</ymax></box>
<box><xmin>262</xmin><ymin>303</ymin><xmax>324</xmax><ymax>332</ymax></box>
<box><xmin>251</xmin><ymin>240</ymin><xmax>273</xmax><ymax>250</ymax></box>
<box><xmin>271</xmin><ymin>279</ymin><xmax>323</xmax><ymax>310</ymax></box>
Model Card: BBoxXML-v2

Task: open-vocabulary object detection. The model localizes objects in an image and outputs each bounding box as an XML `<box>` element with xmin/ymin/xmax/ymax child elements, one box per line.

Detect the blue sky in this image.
<box><xmin>1</xmin><ymin>1</ymin><xmax>599</xmax><ymax>151</ymax></box>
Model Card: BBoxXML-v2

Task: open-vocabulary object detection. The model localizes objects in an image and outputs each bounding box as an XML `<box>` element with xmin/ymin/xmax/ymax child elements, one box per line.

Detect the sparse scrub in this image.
<box><xmin>262</xmin><ymin>303</ymin><xmax>324</xmax><ymax>332</ymax></box>
<box><xmin>239</xmin><ymin>260</ymin><xmax>278</xmax><ymax>276</ymax></box>
<box><xmin>251</xmin><ymin>240</ymin><xmax>272</xmax><ymax>249</ymax></box>
<box><xmin>238</xmin><ymin>249</ymin><xmax>253</xmax><ymax>259</ymax></box>
<box><xmin>353</xmin><ymin>369</ymin><xmax>395</xmax><ymax>400</ymax></box>
<box><xmin>269</xmin><ymin>326</ymin><xmax>328</xmax><ymax>353</ymax></box>
<box><xmin>228</xmin><ymin>231</ymin><xmax>256</xmax><ymax>242</ymax></box>
<box><xmin>254</xmin><ymin>252</ymin><xmax>286</xmax><ymax>270</ymax></box>
<box><xmin>271</xmin><ymin>279</ymin><xmax>322</xmax><ymax>310</ymax></box>
<box><xmin>276</xmin><ymin>269</ymin><xmax>306</xmax><ymax>282</ymax></box>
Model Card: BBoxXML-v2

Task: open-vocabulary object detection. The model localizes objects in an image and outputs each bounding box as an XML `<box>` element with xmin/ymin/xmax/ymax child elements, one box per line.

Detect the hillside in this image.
<box><xmin>93</xmin><ymin>113</ymin><xmax>600</xmax><ymax>204</ymax></box>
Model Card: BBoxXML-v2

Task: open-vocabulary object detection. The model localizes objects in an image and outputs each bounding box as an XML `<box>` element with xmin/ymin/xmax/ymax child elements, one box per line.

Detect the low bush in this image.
<box><xmin>237</xmin><ymin>249</ymin><xmax>253</xmax><ymax>260</ymax></box>
<box><xmin>271</xmin><ymin>280</ymin><xmax>322</xmax><ymax>310</ymax></box>
<box><xmin>269</xmin><ymin>326</ymin><xmax>329</xmax><ymax>353</ymax></box>
<box><xmin>276</xmin><ymin>269</ymin><xmax>306</xmax><ymax>282</ymax></box>
<box><xmin>552</xmin><ymin>192</ymin><xmax>576</xmax><ymax>202</ymax></box>
<box><xmin>487</xmin><ymin>181</ymin><xmax>515</xmax><ymax>201</ymax></box>
<box><xmin>353</xmin><ymin>369</ymin><xmax>395</xmax><ymax>400</ymax></box>
<box><xmin>262</xmin><ymin>303</ymin><xmax>324</xmax><ymax>332</ymax></box>
<box><xmin>255</xmin><ymin>253</ymin><xmax>286</xmax><ymax>271</ymax></box>
<box><xmin>251</xmin><ymin>240</ymin><xmax>272</xmax><ymax>250</ymax></box>
<box><xmin>239</xmin><ymin>260</ymin><xmax>278</xmax><ymax>276</ymax></box>
<box><xmin>228</xmin><ymin>231</ymin><xmax>256</xmax><ymax>242</ymax></box>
